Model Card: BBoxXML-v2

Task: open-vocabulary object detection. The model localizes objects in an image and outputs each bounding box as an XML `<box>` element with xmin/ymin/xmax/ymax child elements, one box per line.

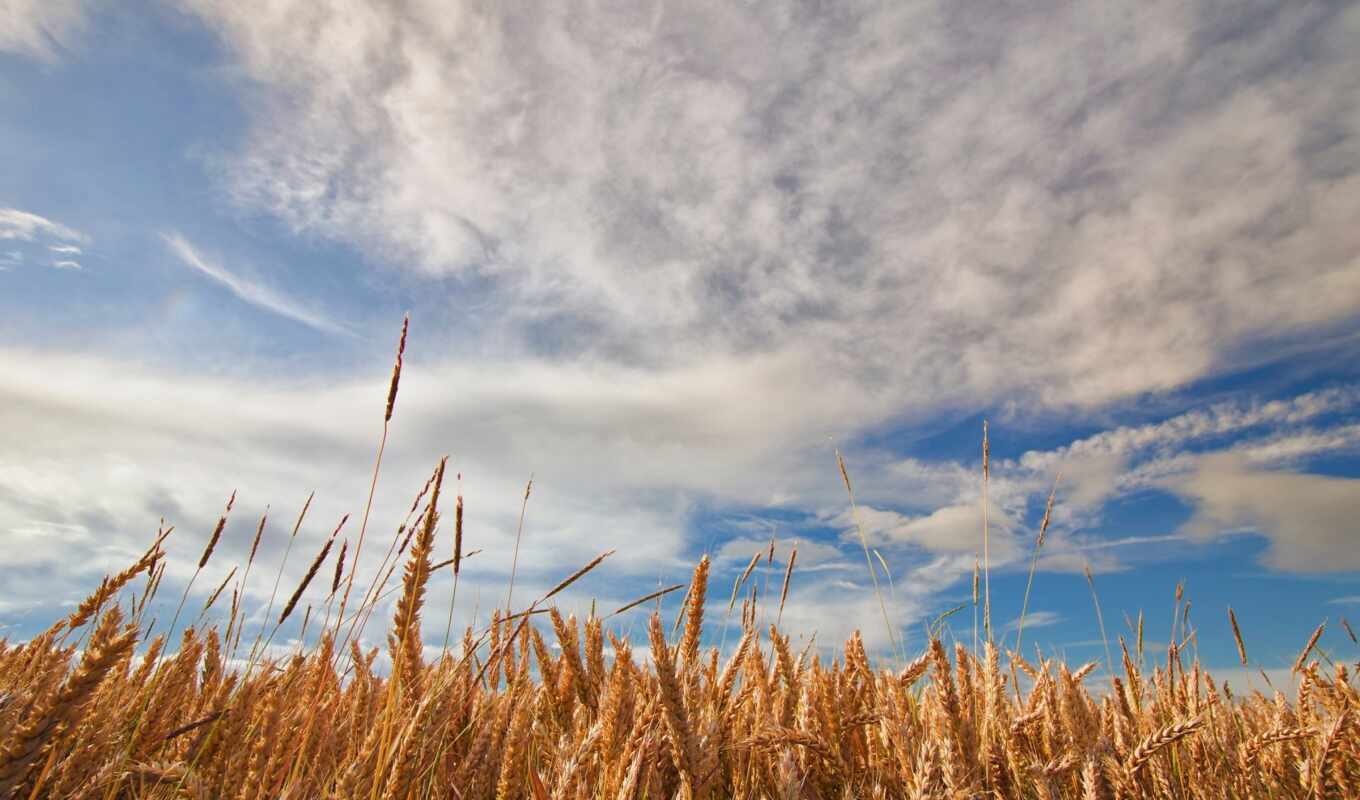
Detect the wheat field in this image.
<box><xmin>1</xmin><ymin>494</ymin><xmax>1357</xmax><ymax>799</ymax></box>
<box><xmin>1</xmin><ymin>326</ymin><xmax>1357</xmax><ymax>799</ymax></box>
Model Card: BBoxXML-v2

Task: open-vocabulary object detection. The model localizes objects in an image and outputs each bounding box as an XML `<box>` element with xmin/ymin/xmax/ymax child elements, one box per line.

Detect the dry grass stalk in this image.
<box><xmin>1340</xmin><ymin>615</ymin><xmax>1358</xmax><ymax>644</ymax></box>
<box><xmin>279</xmin><ymin>519</ymin><xmax>343</xmax><ymax>625</ymax></box>
<box><xmin>385</xmin><ymin>314</ymin><xmax>408</xmax><ymax>423</ymax></box>
<box><xmin>331</xmin><ymin>538</ymin><xmax>348</xmax><ymax>595</ymax></box>
<box><xmin>728</xmin><ymin>552</ymin><xmax>761</xmax><ymax>615</ymax></box>
<box><xmin>337</xmin><ymin>314</ymin><xmax>410</xmax><ymax>640</ymax></box>
<box><xmin>542</xmin><ymin>550</ymin><xmax>616</xmax><ymax>604</ymax></box>
<box><xmin>1293</xmin><ymin>621</ymin><xmax>1325</xmax><ymax>674</ymax></box>
<box><xmin>777</xmin><ymin>544</ymin><xmax>796</xmax><ymax>625</ymax></box>
<box><xmin>1083</xmin><ymin>564</ymin><xmax>1114</xmax><ymax>678</ymax></box>
<box><xmin>972</xmin><ymin>555</ymin><xmax>980</xmax><ymax>655</ymax></box>
<box><xmin>837</xmin><ymin>450</ymin><xmax>900</xmax><ymax>660</ymax></box>
<box><xmin>611</xmin><ymin>584</ymin><xmax>685</xmax><ymax>619</ymax></box>
<box><xmin>259</xmin><ymin>493</ymin><xmax>311</xmax><ymax>635</ymax></box>
<box><xmin>198</xmin><ymin>491</ymin><xmax>236</xmax><ymax>569</ymax></box>
<box><xmin>504</xmin><ymin>475</ymin><xmax>534</xmax><ymax>614</ymax></box>
<box><xmin>981</xmin><ymin>420</ymin><xmax>992</xmax><ymax>644</ymax></box>
<box><xmin>246</xmin><ymin>507</ymin><xmax>268</xmax><ymax>568</ymax></box>
<box><xmin>1229</xmin><ymin>607</ymin><xmax>1249</xmax><ymax>668</ymax></box>
<box><xmin>202</xmin><ymin>567</ymin><xmax>237</xmax><ymax>614</ymax></box>
<box><xmin>1014</xmin><ymin>472</ymin><xmax>1060</xmax><ymax>657</ymax></box>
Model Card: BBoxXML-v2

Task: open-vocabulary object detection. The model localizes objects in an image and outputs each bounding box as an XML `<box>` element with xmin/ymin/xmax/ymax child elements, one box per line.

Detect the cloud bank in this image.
<box><xmin>1</xmin><ymin>343</ymin><xmax>1355</xmax><ymax>656</ymax></box>
<box><xmin>1170</xmin><ymin>454</ymin><xmax>1360</xmax><ymax>573</ymax></box>
<box><xmin>181</xmin><ymin>0</ymin><xmax>1360</xmax><ymax>411</ymax></box>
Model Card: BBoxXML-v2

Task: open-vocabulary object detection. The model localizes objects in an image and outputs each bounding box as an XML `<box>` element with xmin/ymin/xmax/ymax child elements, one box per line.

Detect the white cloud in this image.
<box><xmin>840</xmin><ymin>501</ymin><xmax>1023</xmax><ymax>563</ymax></box>
<box><xmin>1005</xmin><ymin>610</ymin><xmax>1062</xmax><ymax>634</ymax></box>
<box><xmin>0</xmin><ymin>343</ymin><xmax>876</xmax><ymax>633</ymax></box>
<box><xmin>0</xmin><ymin>0</ymin><xmax>87</xmax><ymax>61</ymax></box>
<box><xmin>49</xmin><ymin>244</ymin><xmax>82</xmax><ymax>254</ymax></box>
<box><xmin>1328</xmin><ymin>596</ymin><xmax>1360</xmax><ymax>605</ymax></box>
<box><xmin>0</xmin><ymin>208</ymin><xmax>87</xmax><ymax>244</ymax></box>
<box><xmin>1018</xmin><ymin>388</ymin><xmax>1360</xmax><ymax>476</ymax></box>
<box><xmin>154</xmin><ymin>0</ymin><xmax>1360</xmax><ymax>623</ymax></box>
<box><xmin>180</xmin><ymin>1</ymin><xmax>1360</xmax><ymax>411</ymax></box>
<box><xmin>51</xmin><ymin>259</ymin><xmax>80</xmax><ymax>270</ymax></box>
<box><xmin>1168</xmin><ymin>453</ymin><xmax>1360</xmax><ymax>573</ymax></box>
<box><xmin>856</xmin><ymin>391</ymin><xmax>1360</xmax><ymax>579</ymax></box>
<box><xmin>714</xmin><ymin>536</ymin><xmax>845</xmax><ymax>569</ymax></box>
<box><xmin>1031</xmin><ymin>547</ymin><xmax>1126</xmax><ymax>576</ymax></box>
<box><xmin>162</xmin><ymin>232</ymin><xmax>352</xmax><ymax>336</ymax></box>
<box><xmin>1210</xmin><ymin>666</ymin><xmax>1300</xmax><ymax>696</ymax></box>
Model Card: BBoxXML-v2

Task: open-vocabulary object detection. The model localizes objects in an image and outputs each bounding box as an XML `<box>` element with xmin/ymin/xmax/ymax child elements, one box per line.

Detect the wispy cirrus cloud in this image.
<box><xmin>0</xmin><ymin>208</ymin><xmax>86</xmax><ymax>245</ymax></box>
<box><xmin>0</xmin><ymin>208</ymin><xmax>88</xmax><ymax>269</ymax></box>
<box><xmin>182</xmin><ymin>1</ymin><xmax>1360</xmax><ymax>411</ymax></box>
<box><xmin>162</xmin><ymin>232</ymin><xmax>352</xmax><ymax>337</ymax></box>
<box><xmin>845</xmin><ymin>390</ymin><xmax>1360</xmax><ymax>584</ymax></box>
<box><xmin>1005</xmin><ymin>610</ymin><xmax>1062</xmax><ymax>634</ymax></box>
<box><xmin>0</xmin><ymin>0</ymin><xmax>88</xmax><ymax>62</ymax></box>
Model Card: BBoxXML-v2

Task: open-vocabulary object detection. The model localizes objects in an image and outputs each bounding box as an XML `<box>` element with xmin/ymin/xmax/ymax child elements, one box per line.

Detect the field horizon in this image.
<box><xmin>2</xmin><ymin>332</ymin><xmax>1357</xmax><ymax>799</ymax></box>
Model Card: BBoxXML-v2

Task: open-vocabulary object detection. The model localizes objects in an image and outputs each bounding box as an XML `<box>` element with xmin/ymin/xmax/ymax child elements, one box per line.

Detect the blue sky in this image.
<box><xmin>2</xmin><ymin>1</ymin><xmax>1359</xmax><ymax>682</ymax></box>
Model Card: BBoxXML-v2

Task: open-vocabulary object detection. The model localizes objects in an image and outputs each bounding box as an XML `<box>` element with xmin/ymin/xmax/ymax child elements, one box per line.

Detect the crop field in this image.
<box><xmin>1</xmin><ymin>517</ymin><xmax>1357</xmax><ymax>799</ymax></box>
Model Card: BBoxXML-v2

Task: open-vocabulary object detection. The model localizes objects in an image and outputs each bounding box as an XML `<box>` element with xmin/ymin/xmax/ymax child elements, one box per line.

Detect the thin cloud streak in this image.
<box><xmin>1005</xmin><ymin>610</ymin><xmax>1062</xmax><ymax>634</ymax></box>
<box><xmin>0</xmin><ymin>207</ymin><xmax>86</xmax><ymax>244</ymax></box>
<box><xmin>162</xmin><ymin>232</ymin><xmax>352</xmax><ymax>337</ymax></box>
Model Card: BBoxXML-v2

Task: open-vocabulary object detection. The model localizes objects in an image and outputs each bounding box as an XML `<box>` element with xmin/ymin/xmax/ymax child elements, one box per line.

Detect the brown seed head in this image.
<box><xmin>332</xmin><ymin>538</ymin><xmax>348</xmax><ymax>594</ymax></box>
<box><xmin>1229</xmin><ymin>607</ymin><xmax>1248</xmax><ymax>668</ymax></box>
<box><xmin>198</xmin><ymin>491</ymin><xmax>236</xmax><ymax>569</ymax></box>
<box><xmin>279</xmin><ymin>520</ymin><xmax>343</xmax><ymax>625</ymax></box>
<box><xmin>453</xmin><ymin>493</ymin><xmax>464</xmax><ymax>576</ymax></box>
<box><xmin>778</xmin><ymin>545</ymin><xmax>797</xmax><ymax>619</ymax></box>
<box><xmin>1292</xmin><ymin>621</ymin><xmax>1325</xmax><ymax>674</ymax></box>
<box><xmin>385</xmin><ymin>313</ymin><xmax>409</xmax><ymax>422</ymax></box>
<box><xmin>247</xmin><ymin>507</ymin><xmax>268</xmax><ymax>567</ymax></box>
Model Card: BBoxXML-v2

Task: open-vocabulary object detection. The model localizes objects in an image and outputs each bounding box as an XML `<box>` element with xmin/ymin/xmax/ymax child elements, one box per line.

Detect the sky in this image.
<box><xmin>2</xmin><ymin>0</ymin><xmax>1359</xmax><ymax>683</ymax></box>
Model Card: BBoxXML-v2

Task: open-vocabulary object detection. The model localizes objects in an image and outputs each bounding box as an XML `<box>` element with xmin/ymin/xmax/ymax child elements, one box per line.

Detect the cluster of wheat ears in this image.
<box><xmin>1</xmin><ymin>319</ymin><xmax>1357</xmax><ymax>799</ymax></box>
